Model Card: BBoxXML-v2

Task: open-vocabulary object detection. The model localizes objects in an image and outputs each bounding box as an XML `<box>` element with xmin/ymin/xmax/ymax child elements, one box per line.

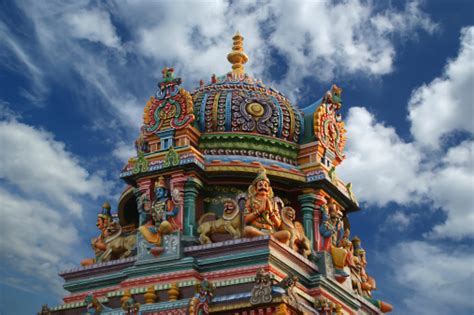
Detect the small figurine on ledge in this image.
<box><xmin>188</xmin><ymin>279</ymin><xmax>215</xmax><ymax>315</ymax></box>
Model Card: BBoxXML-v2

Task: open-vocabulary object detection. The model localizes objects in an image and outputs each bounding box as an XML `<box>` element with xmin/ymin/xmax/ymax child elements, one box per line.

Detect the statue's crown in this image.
<box><xmin>252</xmin><ymin>167</ymin><xmax>270</xmax><ymax>186</ymax></box>
<box><xmin>98</xmin><ymin>201</ymin><xmax>112</xmax><ymax>219</ymax></box>
<box><xmin>155</xmin><ymin>176</ymin><xmax>166</xmax><ymax>188</ymax></box>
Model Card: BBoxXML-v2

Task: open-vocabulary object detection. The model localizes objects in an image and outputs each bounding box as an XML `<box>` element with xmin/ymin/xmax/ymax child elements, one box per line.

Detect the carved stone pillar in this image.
<box><xmin>298</xmin><ymin>193</ymin><xmax>317</xmax><ymax>249</ymax></box>
<box><xmin>170</xmin><ymin>172</ymin><xmax>188</xmax><ymax>231</ymax></box>
<box><xmin>183</xmin><ymin>177</ymin><xmax>202</xmax><ymax>237</ymax></box>
<box><xmin>314</xmin><ymin>193</ymin><xmax>327</xmax><ymax>251</ymax></box>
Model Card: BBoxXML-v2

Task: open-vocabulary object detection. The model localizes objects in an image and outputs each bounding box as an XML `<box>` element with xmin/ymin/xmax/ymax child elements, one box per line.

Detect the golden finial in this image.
<box><xmin>227</xmin><ymin>31</ymin><xmax>249</xmax><ymax>75</ymax></box>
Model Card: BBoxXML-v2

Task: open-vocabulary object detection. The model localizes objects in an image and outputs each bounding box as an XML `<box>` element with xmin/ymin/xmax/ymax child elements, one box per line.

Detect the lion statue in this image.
<box><xmin>101</xmin><ymin>222</ymin><xmax>137</xmax><ymax>261</ymax></box>
<box><xmin>280</xmin><ymin>206</ymin><xmax>311</xmax><ymax>258</ymax></box>
<box><xmin>197</xmin><ymin>199</ymin><xmax>242</xmax><ymax>244</ymax></box>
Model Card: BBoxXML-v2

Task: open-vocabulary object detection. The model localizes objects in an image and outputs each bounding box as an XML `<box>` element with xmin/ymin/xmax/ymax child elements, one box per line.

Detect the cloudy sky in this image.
<box><xmin>0</xmin><ymin>1</ymin><xmax>472</xmax><ymax>314</ymax></box>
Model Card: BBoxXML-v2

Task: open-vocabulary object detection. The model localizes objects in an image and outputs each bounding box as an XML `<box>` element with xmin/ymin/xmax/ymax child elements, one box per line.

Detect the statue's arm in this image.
<box><xmin>244</xmin><ymin>199</ymin><xmax>258</xmax><ymax>224</ymax></box>
<box><xmin>166</xmin><ymin>200</ymin><xmax>179</xmax><ymax>218</ymax></box>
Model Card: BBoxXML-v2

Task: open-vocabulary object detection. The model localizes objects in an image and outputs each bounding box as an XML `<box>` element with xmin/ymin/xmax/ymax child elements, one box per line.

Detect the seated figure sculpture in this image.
<box><xmin>80</xmin><ymin>202</ymin><xmax>112</xmax><ymax>266</ymax></box>
<box><xmin>138</xmin><ymin>176</ymin><xmax>176</xmax><ymax>256</ymax></box>
<box><xmin>243</xmin><ymin>168</ymin><xmax>291</xmax><ymax>245</ymax></box>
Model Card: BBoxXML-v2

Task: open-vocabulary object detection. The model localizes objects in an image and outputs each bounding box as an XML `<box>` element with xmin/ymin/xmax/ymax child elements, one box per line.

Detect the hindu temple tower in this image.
<box><xmin>40</xmin><ymin>33</ymin><xmax>392</xmax><ymax>315</ymax></box>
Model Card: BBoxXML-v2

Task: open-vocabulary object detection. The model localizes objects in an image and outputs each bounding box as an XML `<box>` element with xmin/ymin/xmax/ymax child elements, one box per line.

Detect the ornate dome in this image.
<box><xmin>191</xmin><ymin>33</ymin><xmax>304</xmax><ymax>165</ymax></box>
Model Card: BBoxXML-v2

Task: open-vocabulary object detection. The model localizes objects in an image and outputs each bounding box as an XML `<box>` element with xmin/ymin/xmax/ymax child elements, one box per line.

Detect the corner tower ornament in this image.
<box><xmin>314</xmin><ymin>84</ymin><xmax>346</xmax><ymax>165</ymax></box>
<box><xmin>50</xmin><ymin>32</ymin><xmax>393</xmax><ymax>315</ymax></box>
<box><xmin>143</xmin><ymin>67</ymin><xmax>195</xmax><ymax>134</ymax></box>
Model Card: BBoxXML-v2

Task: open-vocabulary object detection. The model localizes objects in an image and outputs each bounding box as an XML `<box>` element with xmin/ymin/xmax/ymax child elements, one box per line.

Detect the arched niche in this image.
<box><xmin>118</xmin><ymin>186</ymin><xmax>139</xmax><ymax>228</ymax></box>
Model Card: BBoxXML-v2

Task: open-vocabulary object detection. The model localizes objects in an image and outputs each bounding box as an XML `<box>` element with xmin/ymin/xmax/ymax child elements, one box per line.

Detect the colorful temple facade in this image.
<box><xmin>40</xmin><ymin>33</ymin><xmax>392</xmax><ymax>315</ymax></box>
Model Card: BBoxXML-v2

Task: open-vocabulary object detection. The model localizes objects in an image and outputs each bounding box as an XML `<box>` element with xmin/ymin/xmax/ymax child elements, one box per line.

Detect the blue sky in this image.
<box><xmin>0</xmin><ymin>1</ymin><xmax>473</xmax><ymax>314</ymax></box>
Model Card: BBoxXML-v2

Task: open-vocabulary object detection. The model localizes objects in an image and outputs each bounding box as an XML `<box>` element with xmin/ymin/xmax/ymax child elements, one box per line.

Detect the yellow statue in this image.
<box><xmin>197</xmin><ymin>199</ymin><xmax>242</xmax><ymax>244</ymax></box>
<box><xmin>280</xmin><ymin>206</ymin><xmax>312</xmax><ymax>258</ymax></box>
<box><xmin>243</xmin><ymin>168</ymin><xmax>290</xmax><ymax>245</ymax></box>
<box><xmin>81</xmin><ymin>201</ymin><xmax>136</xmax><ymax>266</ymax></box>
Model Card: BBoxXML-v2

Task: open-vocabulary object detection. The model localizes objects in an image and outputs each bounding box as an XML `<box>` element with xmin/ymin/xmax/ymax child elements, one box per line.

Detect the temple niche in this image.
<box><xmin>46</xmin><ymin>33</ymin><xmax>392</xmax><ymax>315</ymax></box>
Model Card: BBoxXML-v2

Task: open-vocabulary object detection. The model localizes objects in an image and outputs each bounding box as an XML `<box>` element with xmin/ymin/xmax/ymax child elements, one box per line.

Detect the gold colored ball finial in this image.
<box><xmin>227</xmin><ymin>31</ymin><xmax>249</xmax><ymax>75</ymax></box>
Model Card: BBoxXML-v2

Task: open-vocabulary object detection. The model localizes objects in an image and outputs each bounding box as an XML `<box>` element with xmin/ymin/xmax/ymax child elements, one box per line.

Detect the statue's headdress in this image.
<box><xmin>98</xmin><ymin>201</ymin><xmax>112</xmax><ymax>219</ymax></box>
<box><xmin>251</xmin><ymin>167</ymin><xmax>270</xmax><ymax>186</ymax></box>
<box><xmin>155</xmin><ymin>176</ymin><xmax>166</xmax><ymax>189</ymax></box>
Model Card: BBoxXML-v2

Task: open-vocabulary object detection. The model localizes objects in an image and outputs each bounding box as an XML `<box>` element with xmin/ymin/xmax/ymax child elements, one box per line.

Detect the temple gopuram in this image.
<box><xmin>40</xmin><ymin>33</ymin><xmax>392</xmax><ymax>315</ymax></box>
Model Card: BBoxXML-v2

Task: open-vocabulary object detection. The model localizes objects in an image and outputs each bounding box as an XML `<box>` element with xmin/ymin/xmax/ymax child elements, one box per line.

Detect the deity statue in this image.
<box><xmin>80</xmin><ymin>202</ymin><xmax>112</xmax><ymax>266</ymax></box>
<box><xmin>351</xmin><ymin>238</ymin><xmax>393</xmax><ymax>313</ymax></box>
<box><xmin>84</xmin><ymin>293</ymin><xmax>110</xmax><ymax>314</ymax></box>
<box><xmin>341</xmin><ymin>228</ymin><xmax>356</xmax><ymax>268</ymax></box>
<box><xmin>138</xmin><ymin>176</ymin><xmax>177</xmax><ymax>256</ymax></box>
<box><xmin>81</xmin><ymin>202</ymin><xmax>137</xmax><ymax>266</ymax></box>
<box><xmin>319</xmin><ymin>199</ymin><xmax>349</xmax><ymax>279</ymax></box>
<box><xmin>243</xmin><ymin>168</ymin><xmax>291</xmax><ymax>245</ymax></box>
<box><xmin>188</xmin><ymin>279</ymin><xmax>215</xmax><ymax>315</ymax></box>
<box><xmin>197</xmin><ymin>199</ymin><xmax>242</xmax><ymax>244</ymax></box>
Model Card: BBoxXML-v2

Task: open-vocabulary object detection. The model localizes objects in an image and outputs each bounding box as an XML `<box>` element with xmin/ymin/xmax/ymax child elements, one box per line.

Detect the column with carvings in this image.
<box><xmin>183</xmin><ymin>176</ymin><xmax>203</xmax><ymax>237</ymax></box>
<box><xmin>298</xmin><ymin>193</ymin><xmax>317</xmax><ymax>250</ymax></box>
<box><xmin>170</xmin><ymin>172</ymin><xmax>188</xmax><ymax>231</ymax></box>
<box><xmin>314</xmin><ymin>193</ymin><xmax>327</xmax><ymax>252</ymax></box>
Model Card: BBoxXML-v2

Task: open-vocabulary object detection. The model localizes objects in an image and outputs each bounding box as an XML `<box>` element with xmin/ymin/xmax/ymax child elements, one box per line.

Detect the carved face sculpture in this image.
<box><xmin>224</xmin><ymin>200</ymin><xmax>236</xmax><ymax>214</ymax></box>
<box><xmin>155</xmin><ymin>187</ymin><xmax>167</xmax><ymax>200</ymax></box>
<box><xmin>255</xmin><ymin>179</ymin><xmax>270</xmax><ymax>197</ymax></box>
<box><xmin>285</xmin><ymin>207</ymin><xmax>296</xmax><ymax>222</ymax></box>
<box><xmin>96</xmin><ymin>217</ymin><xmax>108</xmax><ymax>231</ymax></box>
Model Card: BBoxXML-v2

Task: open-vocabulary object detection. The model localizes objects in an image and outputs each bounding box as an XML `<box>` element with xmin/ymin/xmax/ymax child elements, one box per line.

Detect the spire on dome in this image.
<box><xmin>227</xmin><ymin>31</ymin><xmax>249</xmax><ymax>75</ymax></box>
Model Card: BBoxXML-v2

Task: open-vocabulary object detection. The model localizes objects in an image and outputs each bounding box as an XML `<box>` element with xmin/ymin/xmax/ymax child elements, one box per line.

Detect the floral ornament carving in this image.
<box><xmin>314</xmin><ymin>84</ymin><xmax>346</xmax><ymax>162</ymax></box>
<box><xmin>232</xmin><ymin>91</ymin><xmax>279</xmax><ymax>136</ymax></box>
<box><xmin>250</xmin><ymin>268</ymin><xmax>273</xmax><ymax>305</ymax></box>
<box><xmin>143</xmin><ymin>67</ymin><xmax>195</xmax><ymax>134</ymax></box>
<box><xmin>164</xmin><ymin>146</ymin><xmax>180</xmax><ymax>168</ymax></box>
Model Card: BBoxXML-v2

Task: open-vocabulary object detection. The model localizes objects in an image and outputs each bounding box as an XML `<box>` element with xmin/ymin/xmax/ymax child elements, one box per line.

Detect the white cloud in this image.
<box><xmin>0</xmin><ymin>20</ymin><xmax>48</xmax><ymax>104</ymax></box>
<box><xmin>0</xmin><ymin>188</ymin><xmax>80</xmax><ymax>295</ymax></box>
<box><xmin>268</xmin><ymin>0</ymin><xmax>436</xmax><ymax>96</ymax></box>
<box><xmin>0</xmin><ymin>119</ymin><xmax>110</xmax><ymax>216</ymax></box>
<box><xmin>385</xmin><ymin>210</ymin><xmax>417</xmax><ymax>231</ymax></box>
<box><xmin>339</xmin><ymin>27</ymin><xmax>474</xmax><ymax>240</ymax></box>
<box><xmin>426</xmin><ymin>140</ymin><xmax>474</xmax><ymax>239</ymax></box>
<box><xmin>408</xmin><ymin>26</ymin><xmax>474</xmax><ymax>149</ymax></box>
<box><xmin>132</xmin><ymin>1</ymin><xmax>269</xmax><ymax>81</ymax></box>
<box><xmin>112</xmin><ymin>140</ymin><xmax>136</xmax><ymax>163</ymax></box>
<box><xmin>64</xmin><ymin>9</ymin><xmax>121</xmax><ymax>49</ymax></box>
<box><xmin>338</xmin><ymin>107</ymin><xmax>425</xmax><ymax>206</ymax></box>
<box><xmin>7</xmin><ymin>0</ymin><xmax>436</xmax><ymax>138</ymax></box>
<box><xmin>388</xmin><ymin>241</ymin><xmax>474</xmax><ymax>314</ymax></box>
<box><xmin>0</xmin><ymin>100</ymin><xmax>21</xmax><ymax>121</ymax></box>
<box><xmin>0</xmin><ymin>117</ymin><xmax>113</xmax><ymax>296</ymax></box>
<box><xmin>339</xmin><ymin>107</ymin><xmax>473</xmax><ymax>239</ymax></box>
